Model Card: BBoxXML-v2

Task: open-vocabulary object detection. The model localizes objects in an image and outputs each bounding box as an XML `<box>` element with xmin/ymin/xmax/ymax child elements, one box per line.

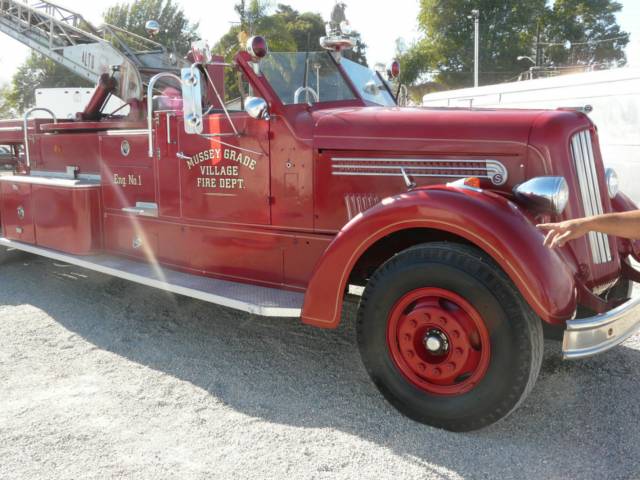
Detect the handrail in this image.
<box><xmin>147</xmin><ymin>72</ymin><xmax>182</xmax><ymax>157</ymax></box>
<box><xmin>23</xmin><ymin>107</ymin><xmax>57</xmax><ymax>169</ymax></box>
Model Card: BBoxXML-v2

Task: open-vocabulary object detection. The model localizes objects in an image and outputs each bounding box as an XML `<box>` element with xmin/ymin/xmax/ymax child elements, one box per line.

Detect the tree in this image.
<box><xmin>7</xmin><ymin>0</ymin><xmax>198</xmax><ymax>113</ymax></box>
<box><xmin>7</xmin><ymin>53</ymin><xmax>92</xmax><ymax>113</ymax></box>
<box><xmin>400</xmin><ymin>0</ymin><xmax>547</xmax><ymax>89</ymax></box>
<box><xmin>399</xmin><ymin>0</ymin><xmax>628</xmax><ymax>90</ymax></box>
<box><xmin>213</xmin><ymin>2</ymin><xmax>367</xmax><ymax>65</ymax></box>
<box><xmin>543</xmin><ymin>0</ymin><xmax>628</xmax><ymax>67</ymax></box>
<box><xmin>103</xmin><ymin>0</ymin><xmax>199</xmax><ymax>56</ymax></box>
<box><xmin>0</xmin><ymin>84</ymin><xmax>16</xmax><ymax>118</ymax></box>
<box><xmin>214</xmin><ymin>2</ymin><xmax>368</xmax><ymax>99</ymax></box>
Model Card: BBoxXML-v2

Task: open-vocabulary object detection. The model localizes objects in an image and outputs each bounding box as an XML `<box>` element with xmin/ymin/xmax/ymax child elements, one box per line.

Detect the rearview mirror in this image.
<box><xmin>181</xmin><ymin>67</ymin><xmax>203</xmax><ymax>134</ymax></box>
<box><xmin>244</xmin><ymin>96</ymin><xmax>270</xmax><ymax>121</ymax></box>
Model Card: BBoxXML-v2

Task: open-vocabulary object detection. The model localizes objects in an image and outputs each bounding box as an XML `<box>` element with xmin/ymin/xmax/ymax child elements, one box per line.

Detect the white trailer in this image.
<box><xmin>423</xmin><ymin>68</ymin><xmax>640</xmax><ymax>203</ymax></box>
<box><xmin>35</xmin><ymin>88</ymin><xmax>126</xmax><ymax>119</ymax></box>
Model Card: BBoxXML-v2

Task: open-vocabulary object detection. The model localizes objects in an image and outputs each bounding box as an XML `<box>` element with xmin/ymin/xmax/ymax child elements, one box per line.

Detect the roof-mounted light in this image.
<box><xmin>387</xmin><ymin>59</ymin><xmax>401</xmax><ymax>79</ymax></box>
<box><xmin>247</xmin><ymin>36</ymin><xmax>268</xmax><ymax>60</ymax></box>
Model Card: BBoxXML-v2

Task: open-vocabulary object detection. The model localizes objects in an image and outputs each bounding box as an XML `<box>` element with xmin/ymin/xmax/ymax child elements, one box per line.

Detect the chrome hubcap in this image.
<box><xmin>423</xmin><ymin>329</ymin><xmax>449</xmax><ymax>355</ymax></box>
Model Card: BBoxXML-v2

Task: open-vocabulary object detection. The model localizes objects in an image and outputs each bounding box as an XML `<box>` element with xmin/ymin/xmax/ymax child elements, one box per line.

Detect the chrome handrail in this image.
<box><xmin>147</xmin><ymin>72</ymin><xmax>182</xmax><ymax>158</ymax></box>
<box><xmin>23</xmin><ymin>107</ymin><xmax>57</xmax><ymax>169</ymax></box>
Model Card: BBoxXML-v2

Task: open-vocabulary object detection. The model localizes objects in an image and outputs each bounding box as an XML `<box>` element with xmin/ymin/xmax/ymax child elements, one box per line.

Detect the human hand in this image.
<box><xmin>537</xmin><ymin>219</ymin><xmax>589</xmax><ymax>248</ymax></box>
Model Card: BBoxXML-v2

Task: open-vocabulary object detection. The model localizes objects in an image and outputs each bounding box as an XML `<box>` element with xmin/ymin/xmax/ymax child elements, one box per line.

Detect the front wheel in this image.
<box><xmin>357</xmin><ymin>243</ymin><xmax>543</xmax><ymax>432</ymax></box>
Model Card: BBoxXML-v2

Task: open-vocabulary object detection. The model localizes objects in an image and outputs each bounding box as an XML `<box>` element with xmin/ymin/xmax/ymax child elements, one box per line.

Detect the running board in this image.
<box><xmin>0</xmin><ymin>238</ymin><xmax>304</xmax><ymax>317</ymax></box>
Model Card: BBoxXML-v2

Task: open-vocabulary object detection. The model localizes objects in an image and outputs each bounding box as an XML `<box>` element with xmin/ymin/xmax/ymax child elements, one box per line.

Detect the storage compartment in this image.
<box><xmin>0</xmin><ymin>176</ymin><xmax>102</xmax><ymax>255</ymax></box>
<box><xmin>32</xmin><ymin>184</ymin><xmax>102</xmax><ymax>255</ymax></box>
<box><xmin>1</xmin><ymin>181</ymin><xmax>35</xmax><ymax>243</ymax></box>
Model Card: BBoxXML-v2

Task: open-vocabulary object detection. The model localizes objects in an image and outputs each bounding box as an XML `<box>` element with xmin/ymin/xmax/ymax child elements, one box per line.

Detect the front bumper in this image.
<box><xmin>563</xmin><ymin>295</ymin><xmax>640</xmax><ymax>359</ymax></box>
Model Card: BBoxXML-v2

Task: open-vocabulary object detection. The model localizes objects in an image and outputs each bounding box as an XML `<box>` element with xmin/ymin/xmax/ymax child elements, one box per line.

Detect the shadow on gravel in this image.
<box><xmin>2</xmin><ymin>249</ymin><xmax>640</xmax><ymax>478</ymax></box>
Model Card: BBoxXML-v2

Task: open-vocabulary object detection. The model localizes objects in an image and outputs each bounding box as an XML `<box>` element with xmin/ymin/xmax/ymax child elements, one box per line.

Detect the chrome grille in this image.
<box><xmin>344</xmin><ymin>194</ymin><xmax>380</xmax><ymax>220</ymax></box>
<box><xmin>331</xmin><ymin>158</ymin><xmax>509</xmax><ymax>186</ymax></box>
<box><xmin>570</xmin><ymin>130</ymin><xmax>612</xmax><ymax>264</ymax></box>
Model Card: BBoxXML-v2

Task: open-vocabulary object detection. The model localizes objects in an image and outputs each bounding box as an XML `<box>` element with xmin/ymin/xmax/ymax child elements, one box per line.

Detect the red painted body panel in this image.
<box><xmin>102</xmin><ymin>213</ymin><xmax>330</xmax><ymax>289</ymax></box>
<box><xmin>31</xmin><ymin>185</ymin><xmax>102</xmax><ymax>255</ymax></box>
<box><xmin>1</xmin><ymin>181</ymin><xmax>35</xmax><ymax>243</ymax></box>
<box><xmin>301</xmin><ymin>186</ymin><xmax>577</xmax><ymax>328</ymax></box>
<box><xmin>529</xmin><ymin>112</ymin><xmax>621</xmax><ymax>289</ymax></box>
<box><xmin>0</xmin><ymin>51</ymin><xmax>631</xmax><ymax>330</ymax></box>
<box><xmin>100</xmin><ymin>134</ymin><xmax>155</xmax><ymax>211</ymax></box>
<box><xmin>37</xmin><ymin>133</ymin><xmax>101</xmax><ymax>174</ymax></box>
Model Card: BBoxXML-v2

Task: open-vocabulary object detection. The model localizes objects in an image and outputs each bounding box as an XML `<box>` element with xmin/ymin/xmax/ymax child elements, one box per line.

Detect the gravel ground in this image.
<box><xmin>1</xmin><ymin>248</ymin><xmax>640</xmax><ymax>480</ymax></box>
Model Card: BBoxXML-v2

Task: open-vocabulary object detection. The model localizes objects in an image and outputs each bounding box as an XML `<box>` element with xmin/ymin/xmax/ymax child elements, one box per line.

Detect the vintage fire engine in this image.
<box><xmin>1</xmin><ymin>1</ymin><xmax>640</xmax><ymax>432</ymax></box>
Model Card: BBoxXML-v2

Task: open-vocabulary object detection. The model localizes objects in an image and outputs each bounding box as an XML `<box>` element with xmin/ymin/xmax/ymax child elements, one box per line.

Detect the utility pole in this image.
<box><xmin>535</xmin><ymin>20</ymin><xmax>541</xmax><ymax>66</ymax></box>
<box><xmin>471</xmin><ymin>9</ymin><xmax>480</xmax><ymax>88</ymax></box>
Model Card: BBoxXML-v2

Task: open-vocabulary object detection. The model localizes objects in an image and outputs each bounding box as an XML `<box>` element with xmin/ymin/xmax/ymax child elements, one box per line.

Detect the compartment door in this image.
<box><xmin>177</xmin><ymin>112</ymin><xmax>270</xmax><ymax>225</ymax></box>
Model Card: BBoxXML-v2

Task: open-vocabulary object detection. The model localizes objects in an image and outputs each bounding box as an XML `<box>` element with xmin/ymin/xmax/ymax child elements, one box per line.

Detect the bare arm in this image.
<box><xmin>537</xmin><ymin>210</ymin><xmax>640</xmax><ymax>248</ymax></box>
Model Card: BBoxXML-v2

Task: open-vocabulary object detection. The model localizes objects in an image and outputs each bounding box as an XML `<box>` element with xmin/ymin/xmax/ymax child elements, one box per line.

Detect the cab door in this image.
<box><xmin>177</xmin><ymin>112</ymin><xmax>270</xmax><ymax>225</ymax></box>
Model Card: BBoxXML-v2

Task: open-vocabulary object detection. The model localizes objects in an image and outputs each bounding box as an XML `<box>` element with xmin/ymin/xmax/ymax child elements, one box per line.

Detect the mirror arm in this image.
<box><xmin>147</xmin><ymin>72</ymin><xmax>182</xmax><ymax>158</ymax></box>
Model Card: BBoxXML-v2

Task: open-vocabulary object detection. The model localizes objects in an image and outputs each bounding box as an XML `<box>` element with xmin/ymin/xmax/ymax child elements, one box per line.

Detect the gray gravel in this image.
<box><xmin>1</xmin><ymin>248</ymin><xmax>640</xmax><ymax>480</ymax></box>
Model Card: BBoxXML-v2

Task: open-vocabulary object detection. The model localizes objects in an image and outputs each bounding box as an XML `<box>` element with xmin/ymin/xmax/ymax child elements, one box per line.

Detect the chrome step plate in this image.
<box><xmin>0</xmin><ymin>238</ymin><xmax>303</xmax><ymax>317</ymax></box>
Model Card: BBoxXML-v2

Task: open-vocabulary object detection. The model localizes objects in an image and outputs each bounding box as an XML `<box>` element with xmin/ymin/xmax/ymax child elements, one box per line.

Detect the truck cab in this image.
<box><xmin>1</xmin><ymin>31</ymin><xmax>640</xmax><ymax>432</ymax></box>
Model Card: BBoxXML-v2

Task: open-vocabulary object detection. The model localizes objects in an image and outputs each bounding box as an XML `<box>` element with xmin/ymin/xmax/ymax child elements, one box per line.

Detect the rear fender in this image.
<box><xmin>302</xmin><ymin>186</ymin><xmax>577</xmax><ymax>328</ymax></box>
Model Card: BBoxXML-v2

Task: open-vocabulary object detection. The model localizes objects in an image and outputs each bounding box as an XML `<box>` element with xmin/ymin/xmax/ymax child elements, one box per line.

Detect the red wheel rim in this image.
<box><xmin>386</xmin><ymin>288</ymin><xmax>491</xmax><ymax>396</ymax></box>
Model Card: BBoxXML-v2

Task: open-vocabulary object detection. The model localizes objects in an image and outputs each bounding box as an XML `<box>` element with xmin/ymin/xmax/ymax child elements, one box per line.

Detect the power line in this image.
<box><xmin>540</xmin><ymin>33</ymin><xmax>630</xmax><ymax>47</ymax></box>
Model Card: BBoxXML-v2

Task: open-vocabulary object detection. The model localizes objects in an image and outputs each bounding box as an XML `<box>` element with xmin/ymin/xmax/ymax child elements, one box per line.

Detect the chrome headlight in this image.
<box><xmin>513</xmin><ymin>176</ymin><xmax>570</xmax><ymax>215</ymax></box>
<box><xmin>605</xmin><ymin>168</ymin><xmax>619</xmax><ymax>199</ymax></box>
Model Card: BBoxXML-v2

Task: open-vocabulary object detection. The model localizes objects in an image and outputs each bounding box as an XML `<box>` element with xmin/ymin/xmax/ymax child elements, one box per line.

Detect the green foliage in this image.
<box><xmin>103</xmin><ymin>0</ymin><xmax>198</xmax><ymax>56</ymax></box>
<box><xmin>214</xmin><ymin>2</ymin><xmax>367</xmax><ymax>99</ymax></box>
<box><xmin>0</xmin><ymin>84</ymin><xmax>16</xmax><ymax>118</ymax></box>
<box><xmin>213</xmin><ymin>2</ymin><xmax>367</xmax><ymax>64</ymax></box>
<box><xmin>400</xmin><ymin>0</ymin><xmax>628</xmax><ymax>89</ymax></box>
<box><xmin>5</xmin><ymin>0</ymin><xmax>198</xmax><ymax>114</ymax></box>
<box><xmin>7</xmin><ymin>53</ymin><xmax>92</xmax><ymax>113</ymax></box>
<box><xmin>543</xmin><ymin>0</ymin><xmax>628</xmax><ymax>66</ymax></box>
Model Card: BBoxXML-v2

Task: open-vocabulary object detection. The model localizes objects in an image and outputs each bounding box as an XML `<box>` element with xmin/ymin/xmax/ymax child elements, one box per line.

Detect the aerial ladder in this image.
<box><xmin>0</xmin><ymin>0</ymin><xmax>187</xmax><ymax>102</ymax></box>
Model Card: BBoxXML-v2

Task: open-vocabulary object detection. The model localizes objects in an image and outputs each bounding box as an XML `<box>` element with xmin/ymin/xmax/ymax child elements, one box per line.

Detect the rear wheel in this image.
<box><xmin>357</xmin><ymin>242</ymin><xmax>543</xmax><ymax>432</ymax></box>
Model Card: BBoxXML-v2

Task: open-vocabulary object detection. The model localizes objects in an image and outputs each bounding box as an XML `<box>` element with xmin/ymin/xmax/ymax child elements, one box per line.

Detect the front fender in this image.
<box><xmin>302</xmin><ymin>186</ymin><xmax>578</xmax><ymax>328</ymax></box>
<box><xmin>612</xmin><ymin>192</ymin><xmax>640</xmax><ymax>260</ymax></box>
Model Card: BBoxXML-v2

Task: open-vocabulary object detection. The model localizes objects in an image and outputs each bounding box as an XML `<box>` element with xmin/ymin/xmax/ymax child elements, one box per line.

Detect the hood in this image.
<box><xmin>311</xmin><ymin>106</ymin><xmax>553</xmax><ymax>152</ymax></box>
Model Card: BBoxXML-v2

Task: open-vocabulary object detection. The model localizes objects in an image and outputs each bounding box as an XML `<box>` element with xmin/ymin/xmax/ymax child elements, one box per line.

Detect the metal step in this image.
<box><xmin>0</xmin><ymin>238</ymin><xmax>304</xmax><ymax>317</ymax></box>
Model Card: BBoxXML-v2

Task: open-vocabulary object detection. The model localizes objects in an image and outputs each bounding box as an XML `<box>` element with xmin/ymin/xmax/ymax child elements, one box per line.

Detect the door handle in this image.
<box><xmin>176</xmin><ymin>152</ymin><xmax>190</xmax><ymax>160</ymax></box>
<box><xmin>122</xmin><ymin>202</ymin><xmax>158</xmax><ymax>218</ymax></box>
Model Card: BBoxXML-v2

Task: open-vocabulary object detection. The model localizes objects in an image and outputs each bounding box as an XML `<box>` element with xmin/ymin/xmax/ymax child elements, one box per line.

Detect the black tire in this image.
<box><xmin>357</xmin><ymin>242</ymin><xmax>543</xmax><ymax>432</ymax></box>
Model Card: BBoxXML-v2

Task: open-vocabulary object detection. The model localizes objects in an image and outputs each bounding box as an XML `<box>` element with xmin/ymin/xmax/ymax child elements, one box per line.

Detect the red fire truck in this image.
<box><xmin>1</xmin><ymin>1</ymin><xmax>639</xmax><ymax>432</ymax></box>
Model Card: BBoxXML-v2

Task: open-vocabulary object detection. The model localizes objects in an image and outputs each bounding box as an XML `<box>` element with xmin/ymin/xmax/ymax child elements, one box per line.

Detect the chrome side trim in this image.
<box><xmin>0</xmin><ymin>238</ymin><xmax>304</xmax><ymax>318</ymax></box>
<box><xmin>0</xmin><ymin>175</ymin><xmax>99</xmax><ymax>188</ymax></box>
<box><xmin>563</xmin><ymin>295</ymin><xmax>640</xmax><ymax>359</ymax></box>
<box><xmin>105</xmin><ymin>129</ymin><xmax>149</xmax><ymax>136</ymax></box>
<box><xmin>122</xmin><ymin>202</ymin><xmax>159</xmax><ymax>218</ymax></box>
<box><xmin>570</xmin><ymin>130</ymin><xmax>612</xmax><ymax>264</ymax></box>
<box><xmin>331</xmin><ymin>157</ymin><xmax>508</xmax><ymax>186</ymax></box>
<box><xmin>30</xmin><ymin>170</ymin><xmax>101</xmax><ymax>182</ymax></box>
<box><xmin>0</xmin><ymin>126</ymin><xmax>23</xmax><ymax>132</ymax></box>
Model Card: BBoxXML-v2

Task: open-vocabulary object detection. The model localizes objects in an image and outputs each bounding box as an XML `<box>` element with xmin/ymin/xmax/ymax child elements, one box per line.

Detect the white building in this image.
<box><xmin>423</xmin><ymin>68</ymin><xmax>640</xmax><ymax>203</ymax></box>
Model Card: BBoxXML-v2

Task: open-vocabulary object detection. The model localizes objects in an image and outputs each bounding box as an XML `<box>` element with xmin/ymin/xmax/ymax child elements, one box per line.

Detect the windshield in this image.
<box><xmin>340</xmin><ymin>59</ymin><xmax>396</xmax><ymax>107</ymax></box>
<box><xmin>260</xmin><ymin>52</ymin><xmax>357</xmax><ymax>105</ymax></box>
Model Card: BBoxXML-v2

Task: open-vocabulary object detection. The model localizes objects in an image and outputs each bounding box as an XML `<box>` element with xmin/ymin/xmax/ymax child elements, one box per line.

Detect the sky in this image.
<box><xmin>0</xmin><ymin>0</ymin><xmax>638</xmax><ymax>84</ymax></box>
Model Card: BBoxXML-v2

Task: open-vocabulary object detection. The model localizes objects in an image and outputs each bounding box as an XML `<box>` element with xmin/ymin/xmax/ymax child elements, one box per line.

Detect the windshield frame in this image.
<box><xmin>339</xmin><ymin>56</ymin><xmax>398</xmax><ymax>107</ymax></box>
<box><xmin>249</xmin><ymin>50</ymin><xmax>398</xmax><ymax>110</ymax></box>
